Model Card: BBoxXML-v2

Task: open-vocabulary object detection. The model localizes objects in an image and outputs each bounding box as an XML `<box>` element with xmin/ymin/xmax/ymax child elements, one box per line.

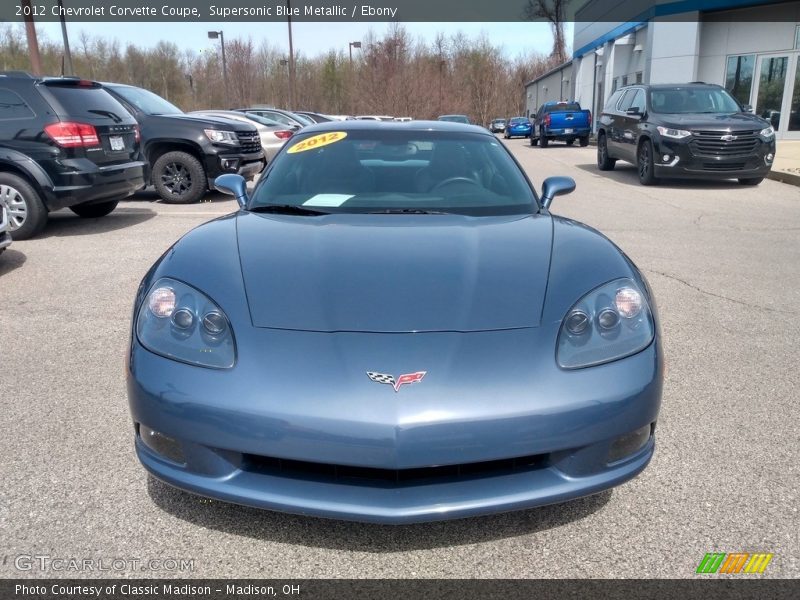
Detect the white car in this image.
<box><xmin>0</xmin><ymin>200</ymin><xmax>12</xmax><ymax>255</ymax></box>
<box><xmin>190</xmin><ymin>110</ymin><xmax>294</xmax><ymax>162</ymax></box>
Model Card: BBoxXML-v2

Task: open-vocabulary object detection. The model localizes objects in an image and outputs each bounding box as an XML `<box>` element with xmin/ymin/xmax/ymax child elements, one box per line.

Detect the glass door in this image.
<box><xmin>754</xmin><ymin>54</ymin><xmax>788</xmax><ymax>131</ymax></box>
<box><xmin>787</xmin><ymin>55</ymin><xmax>800</xmax><ymax>138</ymax></box>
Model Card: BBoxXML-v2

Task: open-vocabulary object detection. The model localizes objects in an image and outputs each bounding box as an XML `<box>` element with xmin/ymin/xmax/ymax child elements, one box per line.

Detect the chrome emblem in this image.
<box><xmin>721</xmin><ymin>134</ymin><xmax>737</xmax><ymax>141</ymax></box>
<box><xmin>366</xmin><ymin>371</ymin><xmax>426</xmax><ymax>392</ymax></box>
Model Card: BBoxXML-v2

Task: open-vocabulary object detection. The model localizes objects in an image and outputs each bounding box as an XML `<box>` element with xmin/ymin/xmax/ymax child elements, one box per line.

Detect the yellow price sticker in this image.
<box><xmin>287</xmin><ymin>131</ymin><xmax>348</xmax><ymax>154</ymax></box>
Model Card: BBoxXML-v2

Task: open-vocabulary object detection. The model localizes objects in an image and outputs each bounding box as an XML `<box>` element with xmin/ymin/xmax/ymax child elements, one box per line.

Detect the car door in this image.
<box><xmin>617</xmin><ymin>88</ymin><xmax>646</xmax><ymax>162</ymax></box>
<box><xmin>609</xmin><ymin>89</ymin><xmax>637</xmax><ymax>158</ymax></box>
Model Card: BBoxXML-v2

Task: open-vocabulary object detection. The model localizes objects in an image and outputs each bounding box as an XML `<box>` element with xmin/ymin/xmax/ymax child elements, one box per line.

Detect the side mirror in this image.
<box><xmin>742</xmin><ymin>104</ymin><xmax>753</xmax><ymax>113</ymax></box>
<box><xmin>540</xmin><ymin>176</ymin><xmax>576</xmax><ymax>209</ymax></box>
<box><xmin>214</xmin><ymin>174</ymin><xmax>248</xmax><ymax>209</ymax></box>
<box><xmin>626</xmin><ymin>106</ymin><xmax>642</xmax><ymax>116</ymax></box>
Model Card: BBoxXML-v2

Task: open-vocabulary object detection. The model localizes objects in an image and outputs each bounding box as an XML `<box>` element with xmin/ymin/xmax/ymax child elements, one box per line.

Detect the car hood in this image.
<box><xmin>236</xmin><ymin>212</ymin><xmax>553</xmax><ymax>332</ymax></box>
<box><xmin>150</xmin><ymin>113</ymin><xmax>258</xmax><ymax>131</ymax></box>
<box><xmin>659</xmin><ymin>112</ymin><xmax>769</xmax><ymax>130</ymax></box>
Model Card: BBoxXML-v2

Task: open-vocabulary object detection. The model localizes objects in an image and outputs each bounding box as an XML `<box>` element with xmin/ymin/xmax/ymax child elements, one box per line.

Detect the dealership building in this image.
<box><xmin>525</xmin><ymin>0</ymin><xmax>800</xmax><ymax>139</ymax></box>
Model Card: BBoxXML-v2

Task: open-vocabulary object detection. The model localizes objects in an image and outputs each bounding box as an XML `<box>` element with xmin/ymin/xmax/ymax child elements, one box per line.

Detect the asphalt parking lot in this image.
<box><xmin>1</xmin><ymin>139</ymin><xmax>798</xmax><ymax>579</ymax></box>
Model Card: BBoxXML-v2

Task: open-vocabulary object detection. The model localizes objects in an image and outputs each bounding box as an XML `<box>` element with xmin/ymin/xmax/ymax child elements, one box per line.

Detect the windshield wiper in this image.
<box><xmin>250</xmin><ymin>204</ymin><xmax>330</xmax><ymax>216</ymax></box>
<box><xmin>88</xmin><ymin>109</ymin><xmax>123</xmax><ymax>123</ymax></box>
<box><xmin>367</xmin><ymin>208</ymin><xmax>454</xmax><ymax>215</ymax></box>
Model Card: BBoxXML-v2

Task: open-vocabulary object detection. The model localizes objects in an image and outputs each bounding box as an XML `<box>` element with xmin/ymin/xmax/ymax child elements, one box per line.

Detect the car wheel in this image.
<box><xmin>579</xmin><ymin>136</ymin><xmax>590</xmax><ymax>147</ymax></box>
<box><xmin>0</xmin><ymin>172</ymin><xmax>47</xmax><ymax>240</ymax></box>
<box><xmin>738</xmin><ymin>177</ymin><xmax>764</xmax><ymax>186</ymax></box>
<box><xmin>69</xmin><ymin>200</ymin><xmax>119</xmax><ymax>218</ymax></box>
<box><xmin>637</xmin><ymin>139</ymin><xmax>658</xmax><ymax>186</ymax></box>
<box><xmin>153</xmin><ymin>151</ymin><xmax>207</xmax><ymax>204</ymax></box>
<box><xmin>566</xmin><ymin>138</ymin><xmax>575</xmax><ymax>146</ymax></box>
<box><xmin>597</xmin><ymin>133</ymin><xmax>615</xmax><ymax>171</ymax></box>
<box><xmin>539</xmin><ymin>130</ymin><xmax>549</xmax><ymax>148</ymax></box>
<box><xmin>530</xmin><ymin>136</ymin><xmax>538</xmax><ymax>146</ymax></box>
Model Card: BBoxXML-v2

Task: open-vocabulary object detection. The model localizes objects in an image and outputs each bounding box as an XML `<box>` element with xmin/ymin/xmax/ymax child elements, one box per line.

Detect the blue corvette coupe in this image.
<box><xmin>504</xmin><ymin>116</ymin><xmax>532</xmax><ymax>139</ymax></box>
<box><xmin>127</xmin><ymin>121</ymin><xmax>663</xmax><ymax>523</ymax></box>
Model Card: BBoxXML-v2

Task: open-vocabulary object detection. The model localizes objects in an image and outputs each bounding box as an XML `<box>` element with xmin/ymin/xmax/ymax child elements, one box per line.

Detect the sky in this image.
<box><xmin>30</xmin><ymin>21</ymin><xmax>572</xmax><ymax>60</ymax></box>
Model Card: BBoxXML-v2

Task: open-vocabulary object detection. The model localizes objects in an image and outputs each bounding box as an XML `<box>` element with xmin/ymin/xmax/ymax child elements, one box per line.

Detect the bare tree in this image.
<box><xmin>524</xmin><ymin>0</ymin><xmax>567</xmax><ymax>64</ymax></box>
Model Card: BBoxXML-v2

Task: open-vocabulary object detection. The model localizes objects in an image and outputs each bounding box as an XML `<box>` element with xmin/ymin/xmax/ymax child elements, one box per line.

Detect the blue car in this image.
<box><xmin>504</xmin><ymin>116</ymin><xmax>532</xmax><ymax>139</ymax></box>
<box><xmin>127</xmin><ymin>121</ymin><xmax>663</xmax><ymax>523</ymax></box>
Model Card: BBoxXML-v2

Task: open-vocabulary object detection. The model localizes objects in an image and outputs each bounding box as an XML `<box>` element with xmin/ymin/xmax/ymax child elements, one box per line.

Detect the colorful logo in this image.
<box><xmin>366</xmin><ymin>371</ymin><xmax>426</xmax><ymax>392</ymax></box>
<box><xmin>696</xmin><ymin>553</ymin><xmax>774</xmax><ymax>574</ymax></box>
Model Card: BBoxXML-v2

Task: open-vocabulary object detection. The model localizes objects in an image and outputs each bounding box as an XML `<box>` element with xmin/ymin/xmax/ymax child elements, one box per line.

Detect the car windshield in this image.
<box><xmin>439</xmin><ymin>115</ymin><xmax>470</xmax><ymax>123</ymax></box>
<box><xmin>243</xmin><ymin>113</ymin><xmax>282</xmax><ymax>127</ymax></box>
<box><xmin>250</xmin><ymin>130</ymin><xmax>535</xmax><ymax>216</ymax></box>
<box><xmin>109</xmin><ymin>85</ymin><xmax>182</xmax><ymax>115</ymax></box>
<box><xmin>650</xmin><ymin>88</ymin><xmax>741</xmax><ymax>114</ymax></box>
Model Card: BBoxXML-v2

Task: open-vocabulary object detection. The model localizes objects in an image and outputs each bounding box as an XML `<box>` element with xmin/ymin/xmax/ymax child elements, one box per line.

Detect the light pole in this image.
<box><xmin>280</xmin><ymin>58</ymin><xmax>290</xmax><ymax>107</ymax></box>
<box><xmin>208</xmin><ymin>30</ymin><xmax>228</xmax><ymax>107</ymax></box>
<box><xmin>348</xmin><ymin>41</ymin><xmax>361</xmax><ymax>65</ymax></box>
<box><xmin>21</xmin><ymin>0</ymin><xmax>42</xmax><ymax>76</ymax></box>
<box><xmin>286</xmin><ymin>1</ymin><xmax>296</xmax><ymax>110</ymax></box>
<box><xmin>56</xmin><ymin>0</ymin><xmax>73</xmax><ymax>75</ymax></box>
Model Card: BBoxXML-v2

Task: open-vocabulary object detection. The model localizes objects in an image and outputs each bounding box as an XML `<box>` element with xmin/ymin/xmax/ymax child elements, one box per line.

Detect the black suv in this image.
<box><xmin>0</xmin><ymin>73</ymin><xmax>146</xmax><ymax>239</ymax></box>
<box><xmin>596</xmin><ymin>83</ymin><xmax>775</xmax><ymax>185</ymax></box>
<box><xmin>103</xmin><ymin>84</ymin><xmax>265</xmax><ymax>204</ymax></box>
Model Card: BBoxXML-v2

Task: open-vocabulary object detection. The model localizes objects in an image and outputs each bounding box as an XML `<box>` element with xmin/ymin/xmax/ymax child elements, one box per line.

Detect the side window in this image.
<box><xmin>0</xmin><ymin>88</ymin><xmax>35</xmax><ymax>119</ymax></box>
<box><xmin>628</xmin><ymin>89</ymin><xmax>645</xmax><ymax>112</ymax></box>
<box><xmin>618</xmin><ymin>89</ymin><xmax>637</xmax><ymax>111</ymax></box>
<box><xmin>603</xmin><ymin>91</ymin><xmax>623</xmax><ymax>112</ymax></box>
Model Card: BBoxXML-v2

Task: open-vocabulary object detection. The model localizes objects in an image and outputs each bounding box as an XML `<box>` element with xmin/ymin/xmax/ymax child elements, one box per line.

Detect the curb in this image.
<box><xmin>767</xmin><ymin>170</ymin><xmax>800</xmax><ymax>188</ymax></box>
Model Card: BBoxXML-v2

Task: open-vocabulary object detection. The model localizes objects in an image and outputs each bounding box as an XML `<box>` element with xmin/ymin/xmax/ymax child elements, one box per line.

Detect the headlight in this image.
<box><xmin>759</xmin><ymin>126</ymin><xmax>775</xmax><ymax>139</ymax></box>
<box><xmin>557</xmin><ymin>278</ymin><xmax>654</xmax><ymax>369</ymax></box>
<box><xmin>656</xmin><ymin>126</ymin><xmax>692</xmax><ymax>139</ymax></box>
<box><xmin>137</xmin><ymin>278</ymin><xmax>236</xmax><ymax>369</ymax></box>
<box><xmin>204</xmin><ymin>129</ymin><xmax>239</xmax><ymax>145</ymax></box>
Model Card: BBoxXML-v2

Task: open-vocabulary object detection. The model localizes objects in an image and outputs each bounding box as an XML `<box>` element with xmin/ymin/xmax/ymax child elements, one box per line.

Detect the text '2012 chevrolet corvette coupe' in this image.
<box><xmin>126</xmin><ymin>121</ymin><xmax>663</xmax><ymax>523</ymax></box>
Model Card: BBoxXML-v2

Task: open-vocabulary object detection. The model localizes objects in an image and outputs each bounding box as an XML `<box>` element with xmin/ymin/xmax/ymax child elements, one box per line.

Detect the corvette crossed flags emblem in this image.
<box><xmin>366</xmin><ymin>371</ymin><xmax>427</xmax><ymax>392</ymax></box>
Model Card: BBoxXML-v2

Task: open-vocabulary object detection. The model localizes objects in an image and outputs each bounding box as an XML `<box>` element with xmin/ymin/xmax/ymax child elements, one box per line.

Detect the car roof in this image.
<box><xmin>620</xmin><ymin>82</ymin><xmax>724</xmax><ymax>90</ymax></box>
<box><xmin>293</xmin><ymin>119</ymin><xmax>492</xmax><ymax>135</ymax></box>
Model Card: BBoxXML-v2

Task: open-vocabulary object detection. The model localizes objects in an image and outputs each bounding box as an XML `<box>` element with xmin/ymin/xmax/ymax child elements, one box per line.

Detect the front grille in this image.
<box><xmin>236</xmin><ymin>132</ymin><xmax>262</xmax><ymax>153</ymax></box>
<box><xmin>701</xmin><ymin>162</ymin><xmax>746</xmax><ymax>171</ymax></box>
<box><xmin>689</xmin><ymin>130</ymin><xmax>759</xmax><ymax>158</ymax></box>
<box><xmin>243</xmin><ymin>452</ymin><xmax>549</xmax><ymax>487</ymax></box>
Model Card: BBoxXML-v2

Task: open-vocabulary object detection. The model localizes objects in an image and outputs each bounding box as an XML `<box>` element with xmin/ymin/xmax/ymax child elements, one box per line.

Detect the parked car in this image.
<box><xmin>532</xmin><ymin>101</ymin><xmax>592</xmax><ymax>148</ymax></box>
<box><xmin>504</xmin><ymin>117</ymin><xmax>532</xmax><ymax>139</ymax></box>
<box><xmin>438</xmin><ymin>114</ymin><xmax>470</xmax><ymax>124</ymax></box>
<box><xmin>0</xmin><ymin>73</ymin><xmax>146</xmax><ymax>239</ymax></box>
<box><xmin>393</xmin><ymin>117</ymin><xmax>413</xmax><ymax>122</ymax></box>
<box><xmin>236</xmin><ymin>108</ymin><xmax>313</xmax><ymax>131</ymax></box>
<box><xmin>489</xmin><ymin>118</ymin><xmax>506</xmax><ymax>133</ymax></box>
<box><xmin>103</xmin><ymin>83</ymin><xmax>265</xmax><ymax>204</ymax></box>
<box><xmin>294</xmin><ymin>111</ymin><xmax>333</xmax><ymax>123</ymax></box>
<box><xmin>356</xmin><ymin>115</ymin><xmax>395</xmax><ymax>121</ymax></box>
<box><xmin>190</xmin><ymin>110</ymin><xmax>293</xmax><ymax>163</ymax></box>
<box><xmin>596</xmin><ymin>83</ymin><xmax>775</xmax><ymax>185</ymax></box>
<box><xmin>127</xmin><ymin>120</ymin><xmax>663</xmax><ymax>524</ymax></box>
<box><xmin>0</xmin><ymin>201</ymin><xmax>11</xmax><ymax>255</ymax></box>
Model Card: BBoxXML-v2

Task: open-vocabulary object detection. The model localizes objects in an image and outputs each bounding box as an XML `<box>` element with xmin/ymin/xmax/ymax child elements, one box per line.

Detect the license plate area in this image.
<box><xmin>109</xmin><ymin>135</ymin><xmax>125</xmax><ymax>151</ymax></box>
<box><xmin>564</xmin><ymin>128</ymin><xmax>574</xmax><ymax>134</ymax></box>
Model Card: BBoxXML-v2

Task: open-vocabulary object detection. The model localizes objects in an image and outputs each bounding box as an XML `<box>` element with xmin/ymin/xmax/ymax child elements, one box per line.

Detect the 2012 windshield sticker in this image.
<box><xmin>287</xmin><ymin>132</ymin><xmax>348</xmax><ymax>154</ymax></box>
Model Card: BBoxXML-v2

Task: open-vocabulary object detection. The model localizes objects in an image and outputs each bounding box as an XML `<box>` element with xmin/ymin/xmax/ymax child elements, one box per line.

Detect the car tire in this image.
<box><xmin>540</xmin><ymin>130</ymin><xmax>549</xmax><ymax>148</ymax></box>
<box><xmin>566</xmin><ymin>139</ymin><xmax>575</xmax><ymax>146</ymax></box>
<box><xmin>530</xmin><ymin>136</ymin><xmax>538</xmax><ymax>146</ymax></box>
<box><xmin>0</xmin><ymin>172</ymin><xmax>48</xmax><ymax>240</ymax></box>
<box><xmin>579</xmin><ymin>136</ymin><xmax>590</xmax><ymax>147</ymax></box>
<box><xmin>152</xmin><ymin>151</ymin><xmax>207</xmax><ymax>204</ymax></box>
<box><xmin>69</xmin><ymin>200</ymin><xmax>119</xmax><ymax>218</ymax></box>
<box><xmin>637</xmin><ymin>139</ymin><xmax>658</xmax><ymax>186</ymax></box>
<box><xmin>738</xmin><ymin>177</ymin><xmax>764</xmax><ymax>186</ymax></box>
<box><xmin>597</xmin><ymin>133</ymin><xmax>615</xmax><ymax>171</ymax></box>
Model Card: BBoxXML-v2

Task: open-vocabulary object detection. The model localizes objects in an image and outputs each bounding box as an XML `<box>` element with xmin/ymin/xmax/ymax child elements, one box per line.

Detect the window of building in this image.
<box><xmin>622</xmin><ymin>75</ymin><xmax>628</xmax><ymax>87</ymax></box>
<box><xmin>725</xmin><ymin>54</ymin><xmax>755</xmax><ymax>106</ymax></box>
<box><xmin>0</xmin><ymin>89</ymin><xmax>34</xmax><ymax>119</ymax></box>
<box><xmin>795</xmin><ymin>25</ymin><xmax>800</xmax><ymax>49</ymax></box>
<box><xmin>612</xmin><ymin>78</ymin><xmax>618</xmax><ymax>93</ymax></box>
<box><xmin>635</xmin><ymin>71</ymin><xmax>643</xmax><ymax>84</ymax></box>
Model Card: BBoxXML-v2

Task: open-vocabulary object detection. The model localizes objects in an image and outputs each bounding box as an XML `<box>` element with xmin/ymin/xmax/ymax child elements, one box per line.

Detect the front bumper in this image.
<box><xmin>127</xmin><ymin>326</ymin><xmax>662</xmax><ymax>523</ymax></box>
<box><xmin>653</xmin><ymin>137</ymin><xmax>774</xmax><ymax>179</ymax></box>
<box><xmin>205</xmin><ymin>151</ymin><xmax>265</xmax><ymax>183</ymax></box>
